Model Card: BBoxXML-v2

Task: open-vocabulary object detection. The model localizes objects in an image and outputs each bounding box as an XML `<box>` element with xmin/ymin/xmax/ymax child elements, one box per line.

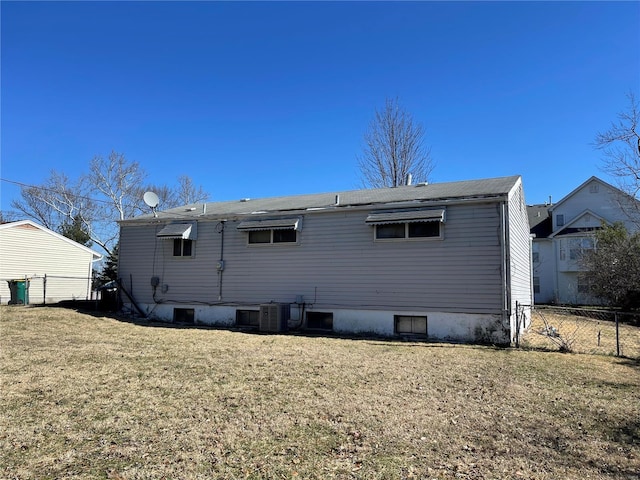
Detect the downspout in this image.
<box><xmin>529</xmin><ymin>235</ymin><xmax>535</xmax><ymax>308</ymax></box>
<box><xmin>87</xmin><ymin>262</ymin><xmax>92</xmax><ymax>301</ymax></box>
<box><xmin>217</xmin><ymin>221</ymin><xmax>226</xmax><ymax>301</ymax></box>
<box><xmin>89</xmin><ymin>254</ymin><xmax>102</xmax><ymax>301</ymax></box>
<box><xmin>500</xmin><ymin>201</ymin><xmax>512</xmax><ymax>343</ymax></box>
<box><xmin>553</xmin><ymin>238</ymin><xmax>561</xmax><ymax>303</ymax></box>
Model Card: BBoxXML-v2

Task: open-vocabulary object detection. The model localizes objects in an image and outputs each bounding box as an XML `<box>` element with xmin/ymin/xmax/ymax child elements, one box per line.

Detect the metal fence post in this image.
<box><xmin>515</xmin><ymin>301</ymin><xmax>520</xmax><ymax>348</ymax></box>
<box><xmin>615</xmin><ymin>312</ymin><xmax>620</xmax><ymax>357</ymax></box>
<box><xmin>43</xmin><ymin>274</ymin><xmax>47</xmax><ymax>306</ymax></box>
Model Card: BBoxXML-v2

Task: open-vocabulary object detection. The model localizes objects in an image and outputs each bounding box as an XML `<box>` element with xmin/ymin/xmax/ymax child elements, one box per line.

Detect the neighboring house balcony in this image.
<box><xmin>557</xmin><ymin>234</ymin><xmax>595</xmax><ymax>272</ymax></box>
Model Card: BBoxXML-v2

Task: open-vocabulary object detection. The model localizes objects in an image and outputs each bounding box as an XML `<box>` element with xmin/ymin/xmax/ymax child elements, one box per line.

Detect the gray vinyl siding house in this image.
<box><xmin>118</xmin><ymin>175</ymin><xmax>532</xmax><ymax>344</ymax></box>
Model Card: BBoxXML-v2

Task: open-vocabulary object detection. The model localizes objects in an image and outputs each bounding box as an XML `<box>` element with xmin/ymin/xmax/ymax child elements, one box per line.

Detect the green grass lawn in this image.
<box><xmin>1</xmin><ymin>306</ymin><xmax>639</xmax><ymax>479</ymax></box>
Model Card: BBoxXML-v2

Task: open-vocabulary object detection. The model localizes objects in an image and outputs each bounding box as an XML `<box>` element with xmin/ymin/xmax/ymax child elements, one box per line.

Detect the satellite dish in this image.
<box><xmin>143</xmin><ymin>191</ymin><xmax>159</xmax><ymax>208</ymax></box>
<box><xmin>143</xmin><ymin>191</ymin><xmax>159</xmax><ymax>217</ymax></box>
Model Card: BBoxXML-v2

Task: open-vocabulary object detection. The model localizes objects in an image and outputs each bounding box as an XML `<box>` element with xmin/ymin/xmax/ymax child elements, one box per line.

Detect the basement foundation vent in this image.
<box><xmin>394</xmin><ymin>315</ymin><xmax>427</xmax><ymax>336</ymax></box>
<box><xmin>173</xmin><ymin>308</ymin><xmax>195</xmax><ymax>325</ymax></box>
<box><xmin>306</xmin><ymin>311</ymin><xmax>334</xmax><ymax>331</ymax></box>
<box><xmin>236</xmin><ymin>309</ymin><xmax>260</xmax><ymax>328</ymax></box>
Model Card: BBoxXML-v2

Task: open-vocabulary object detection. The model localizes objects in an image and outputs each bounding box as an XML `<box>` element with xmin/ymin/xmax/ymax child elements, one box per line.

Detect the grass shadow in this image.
<box><xmin>615</xmin><ymin>356</ymin><xmax>640</xmax><ymax>369</ymax></box>
<box><xmin>31</xmin><ymin>302</ymin><xmax>510</xmax><ymax>349</ymax></box>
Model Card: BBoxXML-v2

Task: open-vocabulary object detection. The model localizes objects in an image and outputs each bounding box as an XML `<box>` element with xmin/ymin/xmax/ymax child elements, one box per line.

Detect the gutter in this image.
<box><xmin>118</xmin><ymin>194</ymin><xmax>511</xmax><ymax>226</ymax></box>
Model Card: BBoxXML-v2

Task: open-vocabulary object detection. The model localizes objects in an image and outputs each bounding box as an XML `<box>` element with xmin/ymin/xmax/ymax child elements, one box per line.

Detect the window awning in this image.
<box><xmin>365</xmin><ymin>209</ymin><xmax>445</xmax><ymax>225</ymax></box>
<box><xmin>237</xmin><ymin>218</ymin><xmax>300</xmax><ymax>231</ymax></box>
<box><xmin>157</xmin><ymin>222</ymin><xmax>197</xmax><ymax>240</ymax></box>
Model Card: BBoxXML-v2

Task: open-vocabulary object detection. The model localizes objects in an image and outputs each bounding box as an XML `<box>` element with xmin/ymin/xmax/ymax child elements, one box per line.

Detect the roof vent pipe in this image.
<box><xmin>335</xmin><ymin>194</ymin><xmax>340</xmax><ymax>206</ymax></box>
<box><xmin>203</xmin><ymin>203</ymin><xmax>206</xmax><ymax>214</ymax></box>
<box><xmin>406</xmin><ymin>173</ymin><xmax>412</xmax><ymax>186</ymax></box>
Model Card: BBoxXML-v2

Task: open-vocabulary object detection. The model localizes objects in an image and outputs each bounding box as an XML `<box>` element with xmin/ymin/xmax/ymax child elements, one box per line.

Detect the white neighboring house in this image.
<box><xmin>0</xmin><ymin>220</ymin><xmax>103</xmax><ymax>304</ymax></box>
<box><xmin>530</xmin><ymin>176</ymin><xmax>640</xmax><ymax>305</ymax></box>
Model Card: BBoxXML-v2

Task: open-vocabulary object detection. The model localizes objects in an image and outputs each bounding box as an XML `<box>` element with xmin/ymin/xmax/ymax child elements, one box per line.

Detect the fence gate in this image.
<box><xmin>515</xmin><ymin>302</ymin><xmax>532</xmax><ymax>348</ymax></box>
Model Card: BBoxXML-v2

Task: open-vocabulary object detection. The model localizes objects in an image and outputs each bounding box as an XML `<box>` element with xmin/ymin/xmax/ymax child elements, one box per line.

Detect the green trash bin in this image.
<box><xmin>8</xmin><ymin>279</ymin><xmax>29</xmax><ymax>305</ymax></box>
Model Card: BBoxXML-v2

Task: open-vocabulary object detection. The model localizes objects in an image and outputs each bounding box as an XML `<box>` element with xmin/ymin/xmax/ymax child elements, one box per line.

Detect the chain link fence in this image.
<box><xmin>0</xmin><ymin>274</ymin><xmax>99</xmax><ymax>305</ymax></box>
<box><xmin>520</xmin><ymin>305</ymin><xmax>640</xmax><ymax>359</ymax></box>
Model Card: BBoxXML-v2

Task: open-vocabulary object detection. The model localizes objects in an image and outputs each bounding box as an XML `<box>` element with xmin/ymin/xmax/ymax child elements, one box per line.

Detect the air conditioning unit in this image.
<box><xmin>259</xmin><ymin>303</ymin><xmax>290</xmax><ymax>332</ymax></box>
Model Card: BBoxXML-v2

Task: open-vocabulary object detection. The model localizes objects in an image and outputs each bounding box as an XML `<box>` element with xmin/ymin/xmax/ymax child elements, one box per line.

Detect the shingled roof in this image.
<box><xmin>527</xmin><ymin>204</ymin><xmax>552</xmax><ymax>238</ymax></box>
<box><xmin>122</xmin><ymin>175</ymin><xmax>522</xmax><ymax>223</ymax></box>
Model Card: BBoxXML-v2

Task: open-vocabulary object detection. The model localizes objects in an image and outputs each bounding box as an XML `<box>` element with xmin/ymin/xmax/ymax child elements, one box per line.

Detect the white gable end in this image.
<box><xmin>550</xmin><ymin>177</ymin><xmax>639</xmax><ymax>234</ymax></box>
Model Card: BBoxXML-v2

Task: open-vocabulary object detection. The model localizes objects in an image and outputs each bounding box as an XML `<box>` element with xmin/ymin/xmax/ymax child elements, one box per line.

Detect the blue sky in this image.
<box><xmin>1</xmin><ymin>1</ymin><xmax>639</xmax><ymax>211</ymax></box>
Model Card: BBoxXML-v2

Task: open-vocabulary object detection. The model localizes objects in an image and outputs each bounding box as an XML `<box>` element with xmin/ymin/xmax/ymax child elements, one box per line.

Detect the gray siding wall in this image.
<box><xmin>118</xmin><ymin>222</ymin><xmax>219</xmax><ymax>304</ymax></box>
<box><xmin>119</xmin><ymin>201</ymin><xmax>506</xmax><ymax>314</ymax></box>
<box><xmin>119</xmin><ymin>203</ymin><xmax>508</xmax><ymax>313</ymax></box>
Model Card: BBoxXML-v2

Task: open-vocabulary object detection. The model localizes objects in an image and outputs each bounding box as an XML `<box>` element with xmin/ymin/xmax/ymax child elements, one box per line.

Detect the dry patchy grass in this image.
<box><xmin>1</xmin><ymin>306</ymin><xmax>639</xmax><ymax>479</ymax></box>
<box><xmin>522</xmin><ymin>309</ymin><xmax>640</xmax><ymax>359</ymax></box>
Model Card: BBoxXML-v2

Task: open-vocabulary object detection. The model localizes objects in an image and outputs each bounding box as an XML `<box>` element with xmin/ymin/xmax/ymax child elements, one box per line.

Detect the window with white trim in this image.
<box><xmin>237</xmin><ymin>217</ymin><xmax>301</xmax><ymax>245</ymax></box>
<box><xmin>569</xmin><ymin>237</ymin><xmax>594</xmax><ymax>261</ymax></box>
<box><xmin>173</xmin><ymin>238</ymin><xmax>193</xmax><ymax>257</ymax></box>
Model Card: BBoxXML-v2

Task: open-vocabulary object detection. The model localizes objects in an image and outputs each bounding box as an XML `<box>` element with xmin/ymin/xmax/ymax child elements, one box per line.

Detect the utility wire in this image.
<box><xmin>1</xmin><ymin>177</ymin><xmax>115</xmax><ymax>206</ymax></box>
<box><xmin>1</xmin><ymin>176</ymin><xmax>209</xmax><ymax>220</ymax></box>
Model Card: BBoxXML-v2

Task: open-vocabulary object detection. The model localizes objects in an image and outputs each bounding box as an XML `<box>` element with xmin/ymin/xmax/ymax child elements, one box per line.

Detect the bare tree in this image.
<box><xmin>141</xmin><ymin>176</ymin><xmax>209</xmax><ymax>211</ymax></box>
<box><xmin>10</xmin><ymin>185</ymin><xmax>57</xmax><ymax>229</ymax></box>
<box><xmin>87</xmin><ymin>151</ymin><xmax>148</xmax><ymax>222</ymax></box>
<box><xmin>358</xmin><ymin>98</ymin><xmax>435</xmax><ymax>188</ymax></box>
<box><xmin>596</xmin><ymin>92</ymin><xmax>640</xmax><ymax>198</ymax></box>
<box><xmin>11</xmin><ymin>171</ymin><xmax>87</xmax><ymax>231</ymax></box>
<box><xmin>175</xmin><ymin>175</ymin><xmax>209</xmax><ymax>205</ymax></box>
<box><xmin>9</xmin><ymin>151</ymin><xmax>210</xmax><ymax>256</ymax></box>
<box><xmin>141</xmin><ymin>184</ymin><xmax>180</xmax><ymax>211</ymax></box>
<box><xmin>0</xmin><ymin>210</ymin><xmax>21</xmax><ymax>223</ymax></box>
